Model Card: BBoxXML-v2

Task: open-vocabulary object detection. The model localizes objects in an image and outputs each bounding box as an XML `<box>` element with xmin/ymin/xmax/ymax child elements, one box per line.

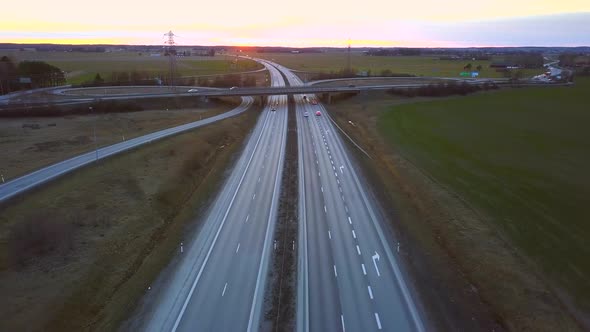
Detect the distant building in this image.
<box><xmin>490</xmin><ymin>62</ymin><xmax>520</xmax><ymax>69</ymax></box>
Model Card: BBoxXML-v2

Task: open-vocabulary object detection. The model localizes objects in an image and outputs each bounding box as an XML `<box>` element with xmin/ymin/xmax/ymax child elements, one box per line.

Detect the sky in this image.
<box><xmin>1</xmin><ymin>0</ymin><xmax>589</xmax><ymax>47</ymax></box>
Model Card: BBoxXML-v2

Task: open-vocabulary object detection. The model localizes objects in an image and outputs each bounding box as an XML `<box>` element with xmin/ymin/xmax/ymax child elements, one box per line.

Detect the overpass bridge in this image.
<box><xmin>2</xmin><ymin>78</ymin><xmax>559</xmax><ymax>110</ymax></box>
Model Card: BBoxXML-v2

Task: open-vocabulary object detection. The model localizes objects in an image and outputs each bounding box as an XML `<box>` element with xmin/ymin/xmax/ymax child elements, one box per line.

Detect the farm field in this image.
<box><xmin>380</xmin><ymin>78</ymin><xmax>590</xmax><ymax>314</ymax></box>
<box><xmin>249</xmin><ymin>52</ymin><xmax>542</xmax><ymax>79</ymax></box>
<box><xmin>3</xmin><ymin>51</ymin><xmax>263</xmax><ymax>84</ymax></box>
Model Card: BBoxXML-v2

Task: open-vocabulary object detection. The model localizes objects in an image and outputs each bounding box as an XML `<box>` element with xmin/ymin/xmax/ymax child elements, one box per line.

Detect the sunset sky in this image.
<box><xmin>1</xmin><ymin>0</ymin><xmax>589</xmax><ymax>47</ymax></box>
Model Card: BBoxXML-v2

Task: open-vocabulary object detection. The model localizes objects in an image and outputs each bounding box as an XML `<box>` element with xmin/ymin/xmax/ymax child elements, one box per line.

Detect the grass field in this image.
<box><xmin>379</xmin><ymin>79</ymin><xmax>590</xmax><ymax>313</ymax></box>
<box><xmin>249</xmin><ymin>52</ymin><xmax>542</xmax><ymax>79</ymax></box>
<box><xmin>3</xmin><ymin>51</ymin><xmax>263</xmax><ymax>84</ymax></box>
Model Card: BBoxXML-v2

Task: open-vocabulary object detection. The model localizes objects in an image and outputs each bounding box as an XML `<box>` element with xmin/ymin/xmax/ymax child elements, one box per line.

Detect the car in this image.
<box><xmin>303</xmin><ymin>95</ymin><xmax>307</xmax><ymax>100</ymax></box>
<box><xmin>303</xmin><ymin>112</ymin><xmax>309</xmax><ymax>117</ymax></box>
<box><xmin>230</xmin><ymin>86</ymin><xmax>238</xmax><ymax>90</ymax></box>
<box><xmin>348</xmin><ymin>84</ymin><xmax>355</xmax><ymax>87</ymax></box>
<box><xmin>311</xmin><ymin>100</ymin><xmax>318</xmax><ymax>105</ymax></box>
<box><xmin>271</xmin><ymin>108</ymin><xmax>276</xmax><ymax>112</ymax></box>
<box><xmin>315</xmin><ymin>111</ymin><xmax>321</xmax><ymax>116</ymax></box>
<box><xmin>188</xmin><ymin>88</ymin><xmax>198</xmax><ymax>92</ymax></box>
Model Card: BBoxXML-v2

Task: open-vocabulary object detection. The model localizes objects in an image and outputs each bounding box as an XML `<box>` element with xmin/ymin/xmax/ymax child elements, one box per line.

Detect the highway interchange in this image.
<box><xmin>1</xmin><ymin>58</ymin><xmax>427</xmax><ymax>331</ymax></box>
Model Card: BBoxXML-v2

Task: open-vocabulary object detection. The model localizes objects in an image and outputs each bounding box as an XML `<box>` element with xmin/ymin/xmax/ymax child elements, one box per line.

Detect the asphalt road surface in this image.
<box><xmin>270</xmin><ymin>61</ymin><xmax>426</xmax><ymax>332</ymax></box>
<box><xmin>135</xmin><ymin>61</ymin><xmax>288</xmax><ymax>331</ymax></box>
<box><xmin>0</xmin><ymin>96</ymin><xmax>253</xmax><ymax>203</ymax></box>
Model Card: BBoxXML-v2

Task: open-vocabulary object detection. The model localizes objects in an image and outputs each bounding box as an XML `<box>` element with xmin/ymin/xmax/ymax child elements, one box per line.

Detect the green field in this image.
<box><xmin>379</xmin><ymin>79</ymin><xmax>590</xmax><ymax>309</ymax></box>
<box><xmin>249</xmin><ymin>52</ymin><xmax>541</xmax><ymax>79</ymax></box>
<box><xmin>3</xmin><ymin>51</ymin><xmax>262</xmax><ymax>84</ymax></box>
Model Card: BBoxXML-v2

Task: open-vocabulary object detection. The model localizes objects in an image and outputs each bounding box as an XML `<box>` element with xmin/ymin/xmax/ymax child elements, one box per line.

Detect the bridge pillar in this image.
<box><xmin>256</xmin><ymin>95</ymin><xmax>265</xmax><ymax>106</ymax></box>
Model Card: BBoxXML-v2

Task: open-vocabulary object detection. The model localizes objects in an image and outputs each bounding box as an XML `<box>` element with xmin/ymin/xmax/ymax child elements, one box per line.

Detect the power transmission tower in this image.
<box><xmin>347</xmin><ymin>38</ymin><xmax>352</xmax><ymax>75</ymax></box>
<box><xmin>164</xmin><ymin>30</ymin><xmax>178</xmax><ymax>91</ymax></box>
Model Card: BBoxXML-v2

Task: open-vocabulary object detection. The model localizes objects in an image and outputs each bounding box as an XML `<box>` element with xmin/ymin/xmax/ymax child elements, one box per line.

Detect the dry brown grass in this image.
<box><xmin>0</xmin><ymin>99</ymin><xmax>236</xmax><ymax>181</ymax></box>
<box><xmin>0</xmin><ymin>106</ymin><xmax>260</xmax><ymax>331</ymax></box>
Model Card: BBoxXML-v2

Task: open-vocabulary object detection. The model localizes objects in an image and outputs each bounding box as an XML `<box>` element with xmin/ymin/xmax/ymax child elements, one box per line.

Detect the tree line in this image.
<box><xmin>0</xmin><ymin>56</ymin><xmax>66</xmax><ymax>94</ymax></box>
<box><xmin>389</xmin><ymin>81</ymin><xmax>499</xmax><ymax>97</ymax></box>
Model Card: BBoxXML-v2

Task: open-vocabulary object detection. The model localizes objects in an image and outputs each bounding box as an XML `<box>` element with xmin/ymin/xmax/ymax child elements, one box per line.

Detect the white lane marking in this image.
<box><xmin>314</xmin><ymin>149</ymin><xmax>316</xmax><ymax>155</ymax></box>
<box><xmin>328</xmin><ymin>230</ymin><xmax>332</xmax><ymax>240</ymax></box>
<box><xmin>340</xmin><ymin>165</ymin><xmax>344</xmax><ymax>174</ymax></box>
<box><xmin>333</xmin><ymin>265</ymin><xmax>338</xmax><ymax>277</ymax></box>
<box><xmin>335</xmin><ymin>172</ymin><xmax>338</xmax><ymax>177</ymax></box>
<box><xmin>332</xmin><ymin>166</ymin><xmax>336</xmax><ymax>171</ymax></box>
<box><xmin>341</xmin><ymin>315</ymin><xmax>346</xmax><ymax>332</ymax></box>
<box><xmin>348</xmin><ymin>216</ymin><xmax>352</xmax><ymax>224</ymax></box>
<box><xmin>352</xmin><ymin>230</ymin><xmax>356</xmax><ymax>239</ymax></box>
<box><xmin>339</xmin><ymin>187</ymin><xmax>342</xmax><ymax>193</ymax></box>
<box><xmin>236</xmin><ymin>243</ymin><xmax>241</xmax><ymax>253</ymax></box>
<box><xmin>337</xmin><ymin>179</ymin><xmax>340</xmax><ymax>185</ymax></box>
<box><xmin>252</xmin><ymin>193</ymin><xmax>256</xmax><ymax>200</ymax></box>
<box><xmin>324</xmin><ymin>205</ymin><xmax>327</xmax><ymax>213</ymax></box>
<box><xmin>356</xmin><ymin>245</ymin><xmax>361</xmax><ymax>255</ymax></box>
<box><xmin>171</xmin><ymin>107</ymin><xmax>270</xmax><ymax>332</ymax></box>
<box><xmin>318</xmin><ymin>172</ymin><xmax>321</xmax><ymax>177</ymax></box>
<box><xmin>344</xmin><ymin>205</ymin><xmax>348</xmax><ymax>212</ymax></box>
<box><xmin>375</xmin><ymin>313</ymin><xmax>382</xmax><ymax>330</ymax></box>
<box><xmin>368</xmin><ymin>285</ymin><xmax>374</xmax><ymax>299</ymax></box>
<box><xmin>246</xmin><ymin>214</ymin><xmax>250</xmax><ymax>223</ymax></box>
<box><xmin>316</xmin><ymin>159</ymin><xmax>318</xmax><ymax>164</ymax></box>
<box><xmin>341</xmin><ymin>195</ymin><xmax>345</xmax><ymax>202</ymax></box>
<box><xmin>222</xmin><ymin>283</ymin><xmax>228</xmax><ymax>297</ymax></box>
<box><xmin>372</xmin><ymin>252</ymin><xmax>381</xmax><ymax>277</ymax></box>
<box><xmin>330</xmin><ymin>160</ymin><xmax>334</xmax><ymax>165</ymax></box>
<box><xmin>258</xmin><ymin>177</ymin><xmax>261</xmax><ymax>183</ymax></box>
<box><xmin>362</xmin><ymin>263</ymin><xmax>367</xmax><ymax>275</ymax></box>
<box><xmin>321</xmin><ymin>186</ymin><xmax>324</xmax><ymax>193</ymax></box>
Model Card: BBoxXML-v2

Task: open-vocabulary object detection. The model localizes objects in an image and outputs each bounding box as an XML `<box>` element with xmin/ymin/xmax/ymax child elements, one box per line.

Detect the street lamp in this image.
<box><xmin>89</xmin><ymin>106</ymin><xmax>98</xmax><ymax>161</ymax></box>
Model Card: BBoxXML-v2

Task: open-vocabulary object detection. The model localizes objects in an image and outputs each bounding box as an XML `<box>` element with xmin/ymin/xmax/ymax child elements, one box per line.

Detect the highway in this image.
<box><xmin>135</xmin><ymin>61</ymin><xmax>288</xmax><ymax>331</ymax></box>
<box><xmin>269</xmin><ymin>61</ymin><xmax>425</xmax><ymax>332</ymax></box>
<box><xmin>0</xmin><ymin>96</ymin><xmax>253</xmax><ymax>203</ymax></box>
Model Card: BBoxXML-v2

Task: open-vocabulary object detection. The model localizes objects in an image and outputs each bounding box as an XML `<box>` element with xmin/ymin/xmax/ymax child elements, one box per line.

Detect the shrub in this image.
<box><xmin>7</xmin><ymin>216</ymin><xmax>74</xmax><ymax>268</ymax></box>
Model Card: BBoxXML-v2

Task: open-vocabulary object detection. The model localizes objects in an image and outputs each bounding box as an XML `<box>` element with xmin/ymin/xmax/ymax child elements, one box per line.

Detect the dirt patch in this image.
<box><xmin>324</xmin><ymin>91</ymin><xmax>580</xmax><ymax>331</ymax></box>
<box><xmin>0</xmin><ymin>106</ymin><xmax>260</xmax><ymax>331</ymax></box>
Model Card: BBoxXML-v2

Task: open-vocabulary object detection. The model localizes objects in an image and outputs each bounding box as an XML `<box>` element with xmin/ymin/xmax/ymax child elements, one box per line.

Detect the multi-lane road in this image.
<box><xmin>134</xmin><ymin>61</ymin><xmax>288</xmax><ymax>331</ymax></box>
<box><xmin>271</xmin><ymin>62</ymin><xmax>425</xmax><ymax>332</ymax></box>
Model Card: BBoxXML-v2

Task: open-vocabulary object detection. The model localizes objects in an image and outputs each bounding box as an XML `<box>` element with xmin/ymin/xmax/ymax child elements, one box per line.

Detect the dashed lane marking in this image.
<box><xmin>375</xmin><ymin>313</ymin><xmax>382</xmax><ymax>330</ymax></box>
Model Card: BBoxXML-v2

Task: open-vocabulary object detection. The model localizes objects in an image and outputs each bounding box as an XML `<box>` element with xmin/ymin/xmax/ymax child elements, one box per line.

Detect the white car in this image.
<box><xmin>304</xmin><ymin>112</ymin><xmax>309</xmax><ymax>117</ymax></box>
<box><xmin>188</xmin><ymin>89</ymin><xmax>198</xmax><ymax>92</ymax></box>
<box><xmin>230</xmin><ymin>86</ymin><xmax>238</xmax><ymax>90</ymax></box>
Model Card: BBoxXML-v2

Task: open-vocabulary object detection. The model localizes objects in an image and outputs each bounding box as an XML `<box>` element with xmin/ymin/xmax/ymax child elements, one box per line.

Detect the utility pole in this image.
<box><xmin>89</xmin><ymin>106</ymin><xmax>98</xmax><ymax>161</ymax></box>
